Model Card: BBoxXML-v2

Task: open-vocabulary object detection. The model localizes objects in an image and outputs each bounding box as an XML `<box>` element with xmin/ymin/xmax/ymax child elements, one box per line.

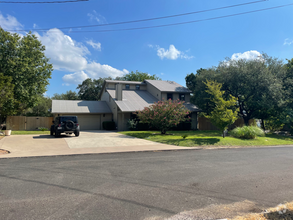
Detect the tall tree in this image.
<box><xmin>25</xmin><ymin>96</ymin><xmax>52</xmax><ymax>117</ymax></box>
<box><xmin>0</xmin><ymin>73</ymin><xmax>15</xmax><ymax>122</ymax></box>
<box><xmin>120</xmin><ymin>71</ymin><xmax>161</xmax><ymax>81</ymax></box>
<box><xmin>186</xmin><ymin>54</ymin><xmax>285</xmax><ymax>125</ymax></box>
<box><xmin>77</xmin><ymin>77</ymin><xmax>111</xmax><ymax>100</ymax></box>
<box><xmin>51</xmin><ymin>90</ymin><xmax>79</xmax><ymax>100</ymax></box>
<box><xmin>204</xmin><ymin>80</ymin><xmax>238</xmax><ymax>138</ymax></box>
<box><xmin>0</xmin><ymin>29</ymin><xmax>53</xmax><ymax>115</ymax></box>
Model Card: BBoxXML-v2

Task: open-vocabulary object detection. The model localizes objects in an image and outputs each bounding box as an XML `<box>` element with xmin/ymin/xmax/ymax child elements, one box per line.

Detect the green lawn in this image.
<box><xmin>11</xmin><ymin>131</ymin><xmax>50</xmax><ymax>135</ymax></box>
<box><xmin>119</xmin><ymin>130</ymin><xmax>293</xmax><ymax>147</ymax></box>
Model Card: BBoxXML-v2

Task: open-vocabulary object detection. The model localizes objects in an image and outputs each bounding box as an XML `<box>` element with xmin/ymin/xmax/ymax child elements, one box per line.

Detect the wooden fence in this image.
<box><xmin>198</xmin><ymin>117</ymin><xmax>254</xmax><ymax>130</ymax></box>
<box><xmin>6</xmin><ymin>116</ymin><xmax>54</xmax><ymax>131</ymax></box>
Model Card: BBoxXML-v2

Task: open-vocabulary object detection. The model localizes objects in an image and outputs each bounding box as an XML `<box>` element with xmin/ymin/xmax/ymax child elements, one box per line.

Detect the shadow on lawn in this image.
<box><xmin>266</xmin><ymin>133</ymin><xmax>293</xmax><ymax>141</ymax></box>
<box><xmin>161</xmin><ymin>138</ymin><xmax>220</xmax><ymax>146</ymax></box>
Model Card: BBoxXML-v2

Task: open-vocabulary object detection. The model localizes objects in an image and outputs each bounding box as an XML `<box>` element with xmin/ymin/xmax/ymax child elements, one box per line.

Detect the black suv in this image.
<box><xmin>51</xmin><ymin>116</ymin><xmax>80</xmax><ymax>137</ymax></box>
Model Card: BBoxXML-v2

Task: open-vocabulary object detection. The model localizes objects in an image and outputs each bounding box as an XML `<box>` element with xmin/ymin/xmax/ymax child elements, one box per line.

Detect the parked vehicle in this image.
<box><xmin>51</xmin><ymin>116</ymin><xmax>80</xmax><ymax>137</ymax></box>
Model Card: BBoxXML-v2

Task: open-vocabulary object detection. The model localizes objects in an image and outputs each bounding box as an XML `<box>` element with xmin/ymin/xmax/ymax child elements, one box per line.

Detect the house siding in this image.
<box><xmin>147</xmin><ymin>83</ymin><xmax>162</xmax><ymax>100</ymax></box>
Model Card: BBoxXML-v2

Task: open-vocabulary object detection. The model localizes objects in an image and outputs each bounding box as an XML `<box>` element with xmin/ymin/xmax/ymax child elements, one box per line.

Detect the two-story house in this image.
<box><xmin>52</xmin><ymin>79</ymin><xmax>200</xmax><ymax>131</ymax></box>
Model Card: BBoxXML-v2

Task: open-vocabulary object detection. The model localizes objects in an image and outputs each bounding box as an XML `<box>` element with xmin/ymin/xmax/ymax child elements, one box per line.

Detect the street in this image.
<box><xmin>1</xmin><ymin>147</ymin><xmax>293</xmax><ymax>220</ymax></box>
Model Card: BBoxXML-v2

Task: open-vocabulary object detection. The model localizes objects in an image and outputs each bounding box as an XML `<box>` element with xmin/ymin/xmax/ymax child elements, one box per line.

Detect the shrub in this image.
<box><xmin>102</xmin><ymin>121</ymin><xmax>116</xmax><ymax>130</ymax></box>
<box><xmin>136</xmin><ymin>99</ymin><xmax>190</xmax><ymax>134</ymax></box>
<box><xmin>127</xmin><ymin>119</ymin><xmax>138</xmax><ymax>130</ymax></box>
<box><xmin>38</xmin><ymin>127</ymin><xmax>48</xmax><ymax>131</ymax></box>
<box><xmin>182</xmin><ymin>134</ymin><xmax>188</xmax><ymax>139</ymax></box>
<box><xmin>230</xmin><ymin>126</ymin><xmax>265</xmax><ymax>139</ymax></box>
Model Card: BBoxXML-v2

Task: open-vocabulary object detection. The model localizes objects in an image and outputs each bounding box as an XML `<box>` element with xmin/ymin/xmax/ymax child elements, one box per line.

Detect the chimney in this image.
<box><xmin>115</xmin><ymin>84</ymin><xmax>123</xmax><ymax>101</ymax></box>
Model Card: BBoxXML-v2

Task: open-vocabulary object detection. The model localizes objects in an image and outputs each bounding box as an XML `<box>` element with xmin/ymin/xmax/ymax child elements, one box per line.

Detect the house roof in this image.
<box><xmin>184</xmin><ymin>103</ymin><xmax>202</xmax><ymax>112</ymax></box>
<box><xmin>145</xmin><ymin>80</ymin><xmax>191</xmax><ymax>93</ymax></box>
<box><xmin>52</xmin><ymin>100</ymin><xmax>112</xmax><ymax>114</ymax></box>
<box><xmin>105</xmin><ymin>80</ymin><xmax>146</xmax><ymax>85</ymax></box>
<box><xmin>107</xmin><ymin>89</ymin><xmax>158</xmax><ymax>112</ymax></box>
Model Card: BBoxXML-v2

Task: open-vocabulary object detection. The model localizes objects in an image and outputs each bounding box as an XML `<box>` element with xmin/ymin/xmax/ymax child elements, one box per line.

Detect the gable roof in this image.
<box><xmin>145</xmin><ymin>80</ymin><xmax>191</xmax><ymax>93</ymax></box>
<box><xmin>52</xmin><ymin>100</ymin><xmax>112</xmax><ymax>114</ymax></box>
<box><xmin>107</xmin><ymin>89</ymin><xmax>158</xmax><ymax>112</ymax></box>
<box><xmin>105</xmin><ymin>80</ymin><xmax>146</xmax><ymax>85</ymax></box>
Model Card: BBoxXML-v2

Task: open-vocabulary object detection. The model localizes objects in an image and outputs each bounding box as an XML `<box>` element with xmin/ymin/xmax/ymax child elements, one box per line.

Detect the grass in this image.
<box><xmin>11</xmin><ymin>130</ymin><xmax>50</xmax><ymax>135</ymax></box>
<box><xmin>119</xmin><ymin>130</ymin><xmax>293</xmax><ymax>147</ymax></box>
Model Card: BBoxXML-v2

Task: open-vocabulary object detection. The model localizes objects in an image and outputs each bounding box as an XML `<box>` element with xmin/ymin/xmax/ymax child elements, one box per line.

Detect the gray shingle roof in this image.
<box><xmin>105</xmin><ymin>80</ymin><xmax>146</xmax><ymax>85</ymax></box>
<box><xmin>107</xmin><ymin>89</ymin><xmax>158</xmax><ymax>112</ymax></box>
<box><xmin>184</xmin><ymin>103</ymin><xmax>202</xmax><ymax>112</ymax></box>
<box><xmin>52</xmin><ymin>100</ymin><xmax>112</xmax><ymax>114</ymax></box>
<box><xmin>145</xmin><ymin>80</ymin><xmax>191</xmax><ymax>93</ymax></box>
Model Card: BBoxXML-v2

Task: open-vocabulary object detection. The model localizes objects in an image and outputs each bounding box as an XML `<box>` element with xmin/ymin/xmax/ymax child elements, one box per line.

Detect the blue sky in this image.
<box><xmin>1</xmin><ymin>0</ymin><xmax>293</xmax><ymax>97</ymax></box>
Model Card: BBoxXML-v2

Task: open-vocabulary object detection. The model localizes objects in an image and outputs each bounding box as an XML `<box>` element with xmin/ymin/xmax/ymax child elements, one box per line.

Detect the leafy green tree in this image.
<box><xmin>204</xmin><ymin>80</ymin><xmax>238</xmax><ymax>138</ymax></box>
<box><xmin>136</xmin><ymin>99</ymin><xmax>190</xmax><ymax>134</ymax></box>
<box><xmin>0</xmin><ymin>29</ymin><xmax>53</xmax><ymax>115</ymax></box>
<box><xmin>51</xmin><ymin>90</ymin><xmax>80</xmax><ymax>100</ymax></box>
<box><xmin>77</xmin><ymin>77</ymin><xmax>111</xmax><ymax>100</ymax></box>
<box><xmin>186</xmin><ymin>54</ymin><xmax>284</xmax><ymax>125</ymax></box>
<box><xmin>25</xmin><ymin>96</ymin><xmax>52</xmax><ymax>117</ymax></box>
<box><xmin>120</xmin><ymin>70</ymin><xmax>161</xmax><ymax>81</ymax></box>
<box><xmin>0</xmin><ymin>73</ymin><xmax>15</xmax><ymax>122</ymax></box>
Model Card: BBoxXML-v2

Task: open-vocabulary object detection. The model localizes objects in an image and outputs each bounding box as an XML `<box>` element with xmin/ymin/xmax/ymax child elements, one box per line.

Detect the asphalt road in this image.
<box><xmin>1</xmin><ymin>147</ymin><xmax>293</xmax><ymax>220</ymax></box>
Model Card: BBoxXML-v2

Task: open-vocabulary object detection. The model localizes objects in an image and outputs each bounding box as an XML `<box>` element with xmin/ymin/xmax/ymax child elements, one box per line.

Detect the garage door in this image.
<box><xmin>78</xmin><ymin>114</ymin><xmax>101</xmax><ymax>130</ymax></box>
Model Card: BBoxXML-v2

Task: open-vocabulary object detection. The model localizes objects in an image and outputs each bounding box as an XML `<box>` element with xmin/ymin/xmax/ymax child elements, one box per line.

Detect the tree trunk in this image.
<box><xmin>243</xmin><ymin>117</ymin><xmax>250</xmax><ymax>126</ymax></box>
<box><xmin>222</xmin><ymin>130</ymin><xmax>225</xmax><ymax>138</ymax></box>
<box><xmin>261</xmin><ymin>119</ymin><xmax>266</xmax><ymax>130</ymax></box>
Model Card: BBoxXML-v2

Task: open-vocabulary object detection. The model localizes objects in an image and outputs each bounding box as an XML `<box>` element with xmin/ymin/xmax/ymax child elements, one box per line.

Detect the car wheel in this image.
<box><xmin>55</xmin><ymin>130</ymin><xmax>59</xmax><ymax>138</ymax></box>
<box><xmin>75</xmin><ymin>131</ymin><xmax>80</xmax><ymax>137</ymax></box>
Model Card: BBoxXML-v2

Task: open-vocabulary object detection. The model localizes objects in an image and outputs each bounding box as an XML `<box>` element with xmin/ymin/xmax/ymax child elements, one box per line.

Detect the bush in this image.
<box><xmin>38</xmin><ymin>127</ymin><xmax>48</xmax><ymax>131</ymax></box>
<box><xmin>102</xmin><ymin>121</ymin><xmax>116</xmax><ymax>130</ymax></box>
<box><xmin>230</xmin><ymin>126</ymin><xmax>265</xmax><ymax>139</ymax></box>
<box><xmin>127</xmin><ymin>119</ymin><xmax>138</xmax><ymax>130</ymax></box>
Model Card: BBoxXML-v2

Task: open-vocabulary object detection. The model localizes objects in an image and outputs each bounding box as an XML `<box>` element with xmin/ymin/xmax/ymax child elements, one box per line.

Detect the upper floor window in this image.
<box><xmin>125</xmin><ymin>84</ymin><xmax>130</xmax><ymax>90</ymax></box>
<box><xmin>136</xmin><ymin>85</ymin><xmax>140</xmax><ymax>90</ymax></box>
<box><xmin>179</xmin><ymin>94</ymin><xmax>185</xmax><ymax>101</ymax></box>
<box><xmin>167</xmin><ymin>93</ymin><xmax>173</xmax><ymax>100</ymax></box>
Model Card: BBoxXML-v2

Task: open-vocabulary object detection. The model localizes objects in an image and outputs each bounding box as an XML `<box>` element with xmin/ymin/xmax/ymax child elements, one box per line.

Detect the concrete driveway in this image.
<box><xmin>0</xmin><ymin>131</ymin><xmax>195</xmax><ymax>158</ymax></box>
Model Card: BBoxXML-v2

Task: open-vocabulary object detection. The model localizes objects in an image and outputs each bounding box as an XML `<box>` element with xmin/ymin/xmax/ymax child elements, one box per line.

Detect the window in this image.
<box><xmin>179</xmin><ymin>94</ymin><xmax>185</xmax><ymax>101</ymax></box>
<box><xmin>136</xmin><ymin>85</ymin><xmax>140</xmax><ymax>90</ymax></box>
<box><xmin>125</xmin><ymin>84</ymin><xmax>130</xmax><ymax>90</ymax></box>
<box><xmin>167</xmin><ymin>93</ymin><xmax>173</xmax><ymax>100</ymax></box>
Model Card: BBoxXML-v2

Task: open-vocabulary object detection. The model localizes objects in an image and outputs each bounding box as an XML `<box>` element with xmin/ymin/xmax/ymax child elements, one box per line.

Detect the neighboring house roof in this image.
<box><xmin>105</xmin><ymin>80</ymin><xmax>146</xmax><ymax>85</ymax></box>
<box><xmin>145</xmin><ymin>80</ymin><xmax>191</xmax><ymax>93</ymax></box>
<box><xmin>52</xmin><ymin>100</ymin><xmax>112</xmax><ymax>114</ymax></box>
<box><xmin>107</xmin><ymin>89</ymin><xmax>158</xmax><ymax>112</ymax></box>
<box><xmin>184</xmin><ymin>103</ymin><xmax>202</xmax><ymax>112</ymax></box>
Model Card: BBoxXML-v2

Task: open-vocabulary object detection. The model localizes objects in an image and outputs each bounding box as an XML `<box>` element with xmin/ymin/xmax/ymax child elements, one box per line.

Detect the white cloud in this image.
<box><xmin>284</xmin><ymin>38</ymin><xmax>293</xmax><ymax>46</ymax></box>
<box><xmin>86</xmin><ymin>62</ymin><xmax>129</xmax><ymax>78</ymax></box>
<box><xmin>157</xmin><ymin>45</ymin><xmax>181</xmax><ymax>60</ymax></box>
<box><xmin>86</xmin><ymin>39</ymin><xmax>101</xmax><ymax>51</ymax></box>
<box><xmin>87</xmin><ymin>10</ymin><xmax>107</xmax><ymax>24</ymax></box>
<box><xmin>151</xmin><ymin>44</ymin><xmax>194</xmax><ymax>60</ymax></box>
<box><xmin>231</xmin><ymin>50</ymin><xmax>262</xmax><ymax>61</ymax></box>
<box><xmin>34</xmin><ymin>28</ymin><xmax>89</xmax><ymax>72</ymax></box>
<box><xmin>33</xmin><ymin>23</ymin><xmax>38</xmax><ymax>29</ymax></box>
<box><xmin>0</xmin><ymin>12</ymin><xmax>23</xmax><ymax>31</ymax></box>
<box><xmin>62</xmin><ymin>71</ymin><xmax>89</xmax><ymax>85</ymax></box>
<box><xmin>2</xmin><ymin>13</ymin><xmax>129</xmax><ymax>86</ymax></box>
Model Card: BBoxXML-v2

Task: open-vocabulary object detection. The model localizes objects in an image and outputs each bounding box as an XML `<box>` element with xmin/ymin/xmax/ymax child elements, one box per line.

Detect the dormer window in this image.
<box><xmin>125</xmin><ymin>84</ymin><xmax>130</xmax><ymax>90</ymax></box>
<box><xmin>167</xmin><ymin>93</ymin><xmax>173</xmax><ymax>100</ymax></box>
<box><xmin>136</xmin><ymin>85</ymin><xmax>140</xmax><ymax>90</ymax></box>
<box><xmin>179</xmin><ymin>94</ymin><xmax>185</xmax><ymax>101</ymax></box>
